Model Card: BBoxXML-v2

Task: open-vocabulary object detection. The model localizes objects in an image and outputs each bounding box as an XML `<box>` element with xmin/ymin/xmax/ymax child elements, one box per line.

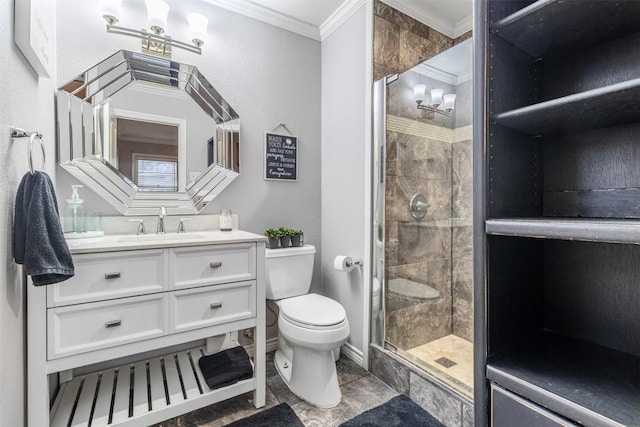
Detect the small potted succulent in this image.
<box><xmin>290</xmin><ymin>229</ymin><xmax>304</xmax><ymax>247</ymax></box>
<box><xmin>264</xmin><ymin>228</ymin><xmax>281</xmax><ymax>249</ymax></box>
<box><xmin>279</xmin><ymin>227</ymin><xmax>291</xmax><ymax>248</ymax></box>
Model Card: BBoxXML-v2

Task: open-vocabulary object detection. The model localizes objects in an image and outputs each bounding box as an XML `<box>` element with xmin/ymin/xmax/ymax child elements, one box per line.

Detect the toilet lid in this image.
<box><xmin>279</xmin><ymin>293</ymin><xmax>347</xmax><ymax>327</ymax></box>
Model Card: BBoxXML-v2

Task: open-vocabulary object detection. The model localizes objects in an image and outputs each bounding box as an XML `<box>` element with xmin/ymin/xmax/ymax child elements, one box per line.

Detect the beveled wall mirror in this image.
<box><xmin>57</xmin><ymin>50</ymin><xmax>240</xmax><ymax>215</ymax></box>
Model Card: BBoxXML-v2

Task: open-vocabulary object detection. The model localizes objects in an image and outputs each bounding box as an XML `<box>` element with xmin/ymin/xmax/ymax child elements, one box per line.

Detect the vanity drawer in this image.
<box><xmin>48</xmin><ymin>294</ymin><xmax>168</xmax><ymax>359</ymax></box>
<box><xmin>47</xmin><ymin>249</ymin><xmax>168</xmax><ymax>307</ymax></box>
<box><xmin>171</xmin><ymin>243</ymin><xmax>256</xmax><ymax>289</ymax></box>
<box><xmin>170</xmin><ymin>281</ymin><xmax>256</xmax><ymax>333</ymax></box>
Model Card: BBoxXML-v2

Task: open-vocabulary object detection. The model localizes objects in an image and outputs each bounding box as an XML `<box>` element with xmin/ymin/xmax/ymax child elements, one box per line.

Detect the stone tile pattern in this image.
<box><xmin>155</xmin><ymin>352</ymin><xmax>397</xmax><ymax>427</ymax></box>
<box><xmin>384</xmin><ymin>128</ymin><xmax>453</xmax><ymax>350</ymax></box>
<box><xmin>370</xmin><ymin>345</ymin><xmax>473</xmax><ymax>427</ymax></box>
<box><xmin>373</xmin><ymin>0</ymin><xmax>454</xmax><ymax>82</ymax></box>
<box><xmin>383</xmin><ymin>127</ymin><xmax>473</xmax><ymax>348</ymax></box>
<box><xmin>454</xmin><ymin>30</ymin><xmax>473</xmax><ymax>46</ymax></box>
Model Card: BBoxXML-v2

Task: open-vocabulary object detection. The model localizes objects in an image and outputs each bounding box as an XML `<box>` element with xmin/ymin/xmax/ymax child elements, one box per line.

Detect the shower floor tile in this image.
<box><xmin>406</xmin><ymin>334</ymin><xmax>473</xmax><ymax>394</ymax></box>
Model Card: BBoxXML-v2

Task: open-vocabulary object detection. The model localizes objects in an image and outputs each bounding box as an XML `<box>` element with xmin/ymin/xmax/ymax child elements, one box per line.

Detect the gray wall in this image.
<box><xmin>0</xmin><ymin>1</ymin><xmax>57</xmax><ymax>424</ymax></box>
<box><xmin>321</xmin><ymin>4</ymin><xmax>369</xmax><ymax>359</ymax></box>
<box><xmin>56</xmin><ymin>0</ymin><xmax>323</xmax><ymax>315</ymax></box>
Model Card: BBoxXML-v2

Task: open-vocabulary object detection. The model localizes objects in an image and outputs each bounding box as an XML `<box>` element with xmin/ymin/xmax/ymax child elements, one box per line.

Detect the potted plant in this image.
<box><xmin>290</xmin><ymin>229</ymin><xmax>304</xmax><ymax>247</ymax></box>
<box><xmin>264</xmin><ymin>228</ymin><xmax>281</xmax><ymax>249</ymax></box>
<box><xmin>279</xmin><ymin>227</ymin><xmax>291</xmax><ymax>248</ymax></box>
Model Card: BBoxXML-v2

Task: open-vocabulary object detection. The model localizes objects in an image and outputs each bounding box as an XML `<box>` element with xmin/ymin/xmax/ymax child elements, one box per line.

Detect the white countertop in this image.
<box><xmin>66</xmin><ymin>230</ymin><xmax>267</xmax><ymax>254</ymax></box>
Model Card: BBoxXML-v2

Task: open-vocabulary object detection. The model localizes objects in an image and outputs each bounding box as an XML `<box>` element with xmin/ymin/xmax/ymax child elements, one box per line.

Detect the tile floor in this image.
<box><xmin>157</xmin><ymin>352</ymin><xmax>398</xmax><ymax>427</ymax></box>
<box><xmin>405</xmin><ymin>334</ymin><xmax>473</xmax><ymax>399</ymax></box>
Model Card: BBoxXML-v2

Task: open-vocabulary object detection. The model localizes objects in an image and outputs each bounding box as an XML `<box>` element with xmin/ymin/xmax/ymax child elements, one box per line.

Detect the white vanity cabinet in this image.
<box><xmin>27</xmin><ymin>232</ymin><xmax>266</xmax><ymax>427</ymax></box>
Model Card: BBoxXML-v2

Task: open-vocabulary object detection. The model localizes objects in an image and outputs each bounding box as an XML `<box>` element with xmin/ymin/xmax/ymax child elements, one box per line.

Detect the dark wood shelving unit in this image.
<box><xmin>475</xmin><ymin>0</ymin><xmax>640</xmax><ymax>425</ymax></box>
<box><xmin>490</xmin><ymin>0</ymin><xmax>640</xmax><ymax>58</ymax></box>
<box><xmin>486</xmin><ymin>218</ymin><xmax>640</xmax><ymax>244</ymax></box>
<box><xmin>492</xmin><ymin>79</ymin><xmax>640</xmax><ymax>135</ymax></box>
<box><xmin>487</xmin><ymin>332</ymin><xmax>640</xmax><ymax>427</ymax></box>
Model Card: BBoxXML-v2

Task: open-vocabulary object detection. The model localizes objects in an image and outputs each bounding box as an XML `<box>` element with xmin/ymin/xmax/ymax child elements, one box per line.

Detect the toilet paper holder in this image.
<box><xmin>334</xmin><ymin>255</ymin><xmax>363</xmax><ymax>272</ymax></box>
<box><xmin>346</xmin><ymin>258</ymin><xmax>363</xmax><ymax>268</ymax></box>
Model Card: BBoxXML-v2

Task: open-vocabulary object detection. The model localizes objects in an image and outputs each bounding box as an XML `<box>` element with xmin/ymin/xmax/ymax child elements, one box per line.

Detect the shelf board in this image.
<box><xmin>486</xmin><ymin>217</ymin><xmax>640</xmax><ymax>244</ymax></box>
<box><xmin>492</xmin><ymin>78</ymin><xmax>640</xmax><ymax>135</ymax></box>
<box><xmin>491</xmin><ymin>0</ymin><xmax>640</xmax><ymax>58</ymax></box>
<box><xmin>487</xmin><ymin>331</ymin><xmax>640</xmax><ymax>427</ymax></box>
<box><xmin>50</xmin><ymin>345</ymin><xmax>256</xmax><ymax>427</ymax></box>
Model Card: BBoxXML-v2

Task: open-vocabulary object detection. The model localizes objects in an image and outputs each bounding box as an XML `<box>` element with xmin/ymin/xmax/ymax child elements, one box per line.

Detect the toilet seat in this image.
<box><xmin>279</xmin><ymin>293</ymin><xmax>346</xmax><ymax>330</ymax></box>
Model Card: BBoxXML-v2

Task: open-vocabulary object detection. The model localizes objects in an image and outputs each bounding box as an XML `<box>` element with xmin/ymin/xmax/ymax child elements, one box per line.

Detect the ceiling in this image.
<box><xmin>203</xmin><ymin>0</ymin><xmax>473</xmax><ymax>41</ymax></box>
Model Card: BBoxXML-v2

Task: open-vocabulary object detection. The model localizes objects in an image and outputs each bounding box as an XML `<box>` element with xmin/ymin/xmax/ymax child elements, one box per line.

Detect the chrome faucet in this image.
<box><xmin>157</xmin><ymin>206</ymin><xmax>167</xmax><ymax>234</ymax></box>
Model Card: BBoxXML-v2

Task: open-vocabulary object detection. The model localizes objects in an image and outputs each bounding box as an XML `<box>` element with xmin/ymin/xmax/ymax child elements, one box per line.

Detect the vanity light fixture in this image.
<box><xmin>413</xmin><ymin>84</ymin><xmax>456</xmax><ymax>117</ymax></box>
<box><xmin>99</xmin><ymin>0</ymin><xmax>208</xmax><ymax>58</ymax></box>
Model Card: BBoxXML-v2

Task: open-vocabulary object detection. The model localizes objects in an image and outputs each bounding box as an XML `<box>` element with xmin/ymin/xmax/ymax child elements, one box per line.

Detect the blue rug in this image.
<box><xmin>339</xmin><ymin>395</ymin><xmax>444</xmax><ymax>427</ymax></box>
<box><xmin>225</xmin><ymin>403</ymin><xmax>303</xmax><ymax>427</ymax></box>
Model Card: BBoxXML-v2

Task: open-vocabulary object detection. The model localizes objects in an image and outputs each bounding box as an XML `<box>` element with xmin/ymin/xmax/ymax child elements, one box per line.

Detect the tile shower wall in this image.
<box><xmin>376</xmin><ymin>1</ymin><xmax>473</xmax><ymax>350</ymax></box>
<box><xmin>385</xmin><ymin>125</ymin><xmax>453</xmax><ymax>350</ymax></box>
<box><xmin>373</xmin><ymin>0</ymin><xmax>471</xmax><ymax>82</ymax></box>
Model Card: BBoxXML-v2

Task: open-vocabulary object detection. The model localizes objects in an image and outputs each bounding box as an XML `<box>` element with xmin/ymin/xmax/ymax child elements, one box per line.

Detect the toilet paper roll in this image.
<box><xmin>334</xmin><ymin>256</ymin><xmax>354</xmax><ymax>272</ymax></box>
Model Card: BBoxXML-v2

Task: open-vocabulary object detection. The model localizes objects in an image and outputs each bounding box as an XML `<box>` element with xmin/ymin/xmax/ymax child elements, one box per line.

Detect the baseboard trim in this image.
<box><xmin>341</xmin><ymin>342</ymin><xmax>364</xmax><ymax>366</ymax></box>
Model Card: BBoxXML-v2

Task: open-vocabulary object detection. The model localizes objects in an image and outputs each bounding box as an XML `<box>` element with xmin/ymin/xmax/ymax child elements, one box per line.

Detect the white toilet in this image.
<box><xmin>265</xmin><ymin>244</ymin><xmax>350</xmax><ymax>408</ymax></box>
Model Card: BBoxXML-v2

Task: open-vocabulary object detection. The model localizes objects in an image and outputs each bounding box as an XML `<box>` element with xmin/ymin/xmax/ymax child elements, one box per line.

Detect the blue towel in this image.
<box><xmin>13</xmin><ymin>171</ymin><xmax>74</xmax><ymax>286</ymax></box>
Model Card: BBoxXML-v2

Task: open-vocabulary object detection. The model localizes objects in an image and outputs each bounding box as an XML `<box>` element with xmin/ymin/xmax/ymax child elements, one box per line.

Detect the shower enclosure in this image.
<box><xmin>372</xmin><ymin>39</ymin><xmax>473</xmax><ymax>399</ymax></box>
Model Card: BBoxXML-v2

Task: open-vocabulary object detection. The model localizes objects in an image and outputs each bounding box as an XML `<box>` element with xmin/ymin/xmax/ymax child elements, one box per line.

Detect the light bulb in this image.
<box><xmin>145</xmin><ymin>0</ymin><xmax>169</xmax><ymax>34</ymax></box>
<box><xmin>430</xmin><ymin>89</ymin><xmax>443</xmax><ymax>107</ymax></box>
<box><xmin>188</xmin><ymin>13</ymin><xmax>208</xmax><ymax>47</ymax></box>
<box><xmin>99</xmin><ymin>0</ymin><xmax>122</xmax><ymax>26</ymax></box>
<box><xmin>443</xmin><ymin>94</ymin><xmax>456</xmax><ymax>111</ymax></box>
<box><xmin>413</xmin><ymin>84</ymin><xmax>427</xmax><ymax>104</ymax></box>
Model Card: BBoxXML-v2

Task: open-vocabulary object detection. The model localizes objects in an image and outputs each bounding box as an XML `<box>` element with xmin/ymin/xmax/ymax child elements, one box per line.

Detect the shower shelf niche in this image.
<box><xmin>387</xmin><ymin>278</ymin><xmax>440</xmax><ymax>301</ymax></box>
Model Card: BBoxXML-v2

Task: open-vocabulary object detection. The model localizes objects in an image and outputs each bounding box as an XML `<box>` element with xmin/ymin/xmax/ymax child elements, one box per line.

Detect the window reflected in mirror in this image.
<box><xmin>115</xmin><ymin>118</ymin><xmax>179</xmax><ymax>191</ymax></box>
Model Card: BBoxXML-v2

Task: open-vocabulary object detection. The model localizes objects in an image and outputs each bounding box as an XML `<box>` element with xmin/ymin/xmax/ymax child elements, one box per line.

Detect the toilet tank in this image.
<box><xmin>265</xmin><ymin>244</ymin><xmax>316</xmax><ymax>300</ymax></box>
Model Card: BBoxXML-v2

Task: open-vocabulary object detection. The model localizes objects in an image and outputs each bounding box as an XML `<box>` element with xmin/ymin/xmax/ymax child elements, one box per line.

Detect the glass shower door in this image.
<box><xmin>371</xmin><ymin>39</ymin><xmax>474</xmax><ymax>399</ymax></box>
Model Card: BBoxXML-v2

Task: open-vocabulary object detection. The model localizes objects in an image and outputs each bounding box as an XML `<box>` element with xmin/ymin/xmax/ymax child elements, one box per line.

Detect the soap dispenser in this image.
<box><xmin>64</xmin><ymin>185</ymin><xmax>86</xmax><ymax>234</ymax></box>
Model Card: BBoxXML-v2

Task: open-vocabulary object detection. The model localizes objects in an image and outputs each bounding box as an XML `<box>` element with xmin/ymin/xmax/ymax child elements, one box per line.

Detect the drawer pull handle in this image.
<box><xmin>105</xmin><ymin>320</ymin><xmax>122</xmax><ymax>328</ymax></box>
<box><xmin>104</xmin><ymin>272</ymin><xmax>121</xmax><ymax>279</ymax></box>
<box><xmin>209</xmin><ymin>261</ymin><xmax>222</xmax><ymax>268</ymax></box>
<box><xmin>210</xmin><ymin>302</ymin><xmax>223</xmax><ymax>310</ymax></box>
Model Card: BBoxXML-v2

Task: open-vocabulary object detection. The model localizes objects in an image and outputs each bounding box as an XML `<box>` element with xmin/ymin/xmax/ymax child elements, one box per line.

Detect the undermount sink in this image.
<box><xmin>116</xmin><ymin>233</ymin><xmax>206</xmax><ymax>243</ymax></box>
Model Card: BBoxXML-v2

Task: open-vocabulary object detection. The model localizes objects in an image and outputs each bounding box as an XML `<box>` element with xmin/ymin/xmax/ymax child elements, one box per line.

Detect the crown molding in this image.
<box><xmin>414</xmin><ymin>63</ymin><xmax>472</xmax><ymax>86</ymax></box>
<box><xmin>319</xmin><ymin>0</ymin><xmax>366</xmax><ymax>41</ymax></box>
<box><xmin>454</xmin><ymin>15</ymin><xmax>473</xmax><ymax>38</ymax></box>
<box><xmin>379</xmin><ymin>0</ymin><xmax>454</xmax><ymax>38</ymax></box>
<box><xmin>379</xmin><ymin>0</ymin><xmax>472</xmax><ymax>39</ymax></box>
<box><xmin>201</xmin><ymin>0</ymin><xmax>321</xmax><ymax>41</ymax></box>
<box><xmin>414</xmin><ymin>63</ymin><xmax>457</xmax><ymax>85</ymax></box>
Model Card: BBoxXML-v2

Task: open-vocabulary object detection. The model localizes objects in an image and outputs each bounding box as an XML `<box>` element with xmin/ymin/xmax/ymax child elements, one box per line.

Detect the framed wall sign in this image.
<box><xmin>14</xmin><ymin>0</ymin><xmax>55</xmax><ymax>77</ymax></box>
<box><xmin>264</xmin><ymin>132</ymin><xmax>298</xmax><ymax>181</ymax></box>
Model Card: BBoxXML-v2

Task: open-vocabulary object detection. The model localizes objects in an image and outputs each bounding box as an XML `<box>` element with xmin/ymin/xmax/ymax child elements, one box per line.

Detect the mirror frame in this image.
<box><xmin>56</xmin><ymin>50</ymin><xmax>240</xmax><ymax>215</ymax></box>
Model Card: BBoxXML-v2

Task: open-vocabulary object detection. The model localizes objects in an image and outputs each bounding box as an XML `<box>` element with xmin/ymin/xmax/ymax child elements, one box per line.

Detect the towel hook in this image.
<box><xmin>11</xmin><ymin>127</ymin><xmax>46</xmax><ymax>174</ymax></box>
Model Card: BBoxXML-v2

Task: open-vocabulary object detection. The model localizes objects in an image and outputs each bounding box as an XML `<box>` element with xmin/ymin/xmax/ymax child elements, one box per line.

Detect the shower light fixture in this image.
<box><xmin>99</xmin><ymin>0</ymin><xmax>208</xmax><ymax>58</ymax></box>
<box><xmin>413</xmin><ymin>84</ymin><xmax>456</xmax><ymax>117</ymax></box>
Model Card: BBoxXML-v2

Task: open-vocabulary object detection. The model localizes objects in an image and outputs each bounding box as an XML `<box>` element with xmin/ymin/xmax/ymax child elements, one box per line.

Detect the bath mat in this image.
<box><xmin>339</xmin><ymin>395</ymin><xmax>444</xmax><ymax>427</ymax></box>
<box><xmin>225</xmin><ymin>403</ymin><xmax>304</xmax><ymax>427</ymax></box>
